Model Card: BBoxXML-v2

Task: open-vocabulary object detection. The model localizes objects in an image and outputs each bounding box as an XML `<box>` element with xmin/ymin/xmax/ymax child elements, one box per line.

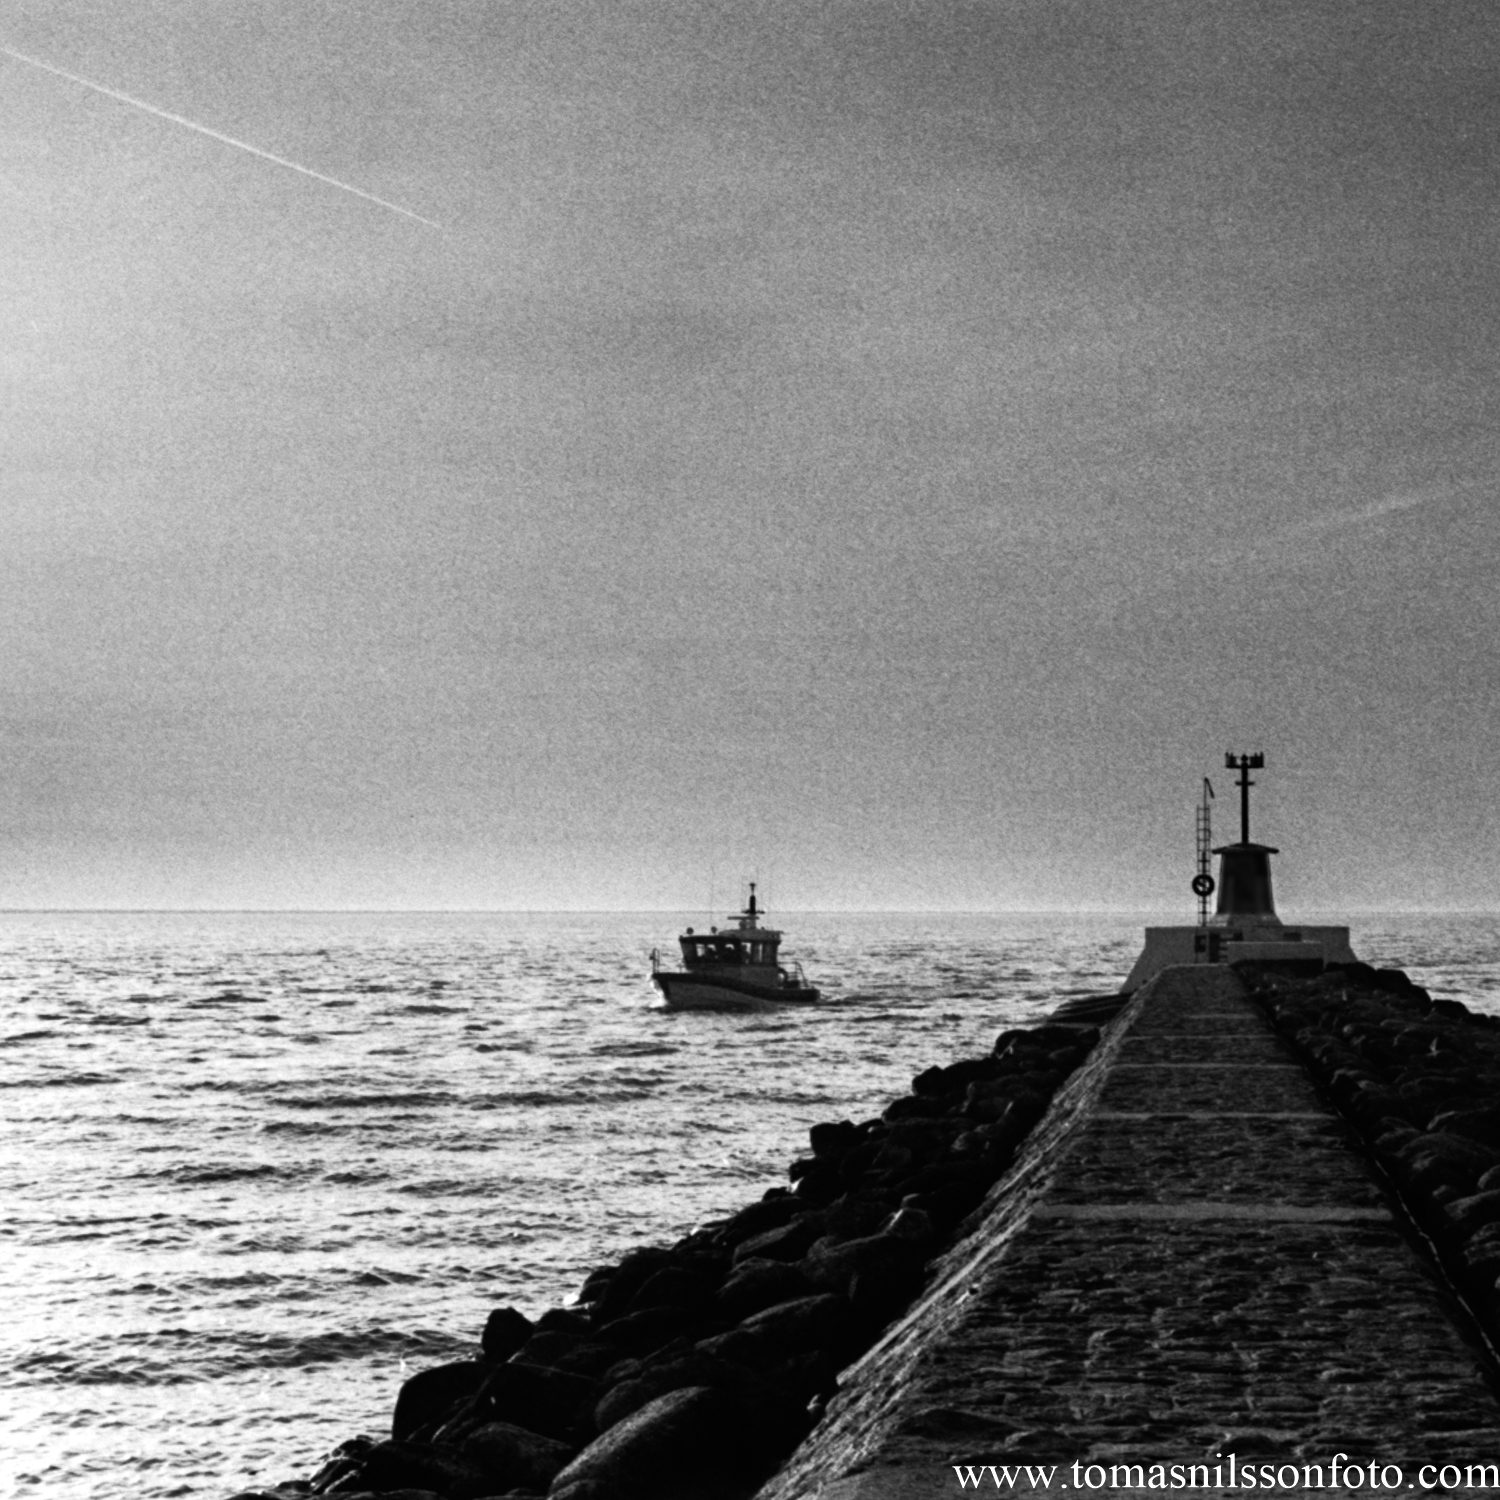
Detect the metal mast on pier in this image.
<box><xmin>1193</xmin><ymin>779</ymin><xmax>1215</xmax><ymax>925</ymax></box>
<box><xmin>1225</xmin><ymin>751</ymin><xmax>1264</xmax><ymax>843</ymax></box>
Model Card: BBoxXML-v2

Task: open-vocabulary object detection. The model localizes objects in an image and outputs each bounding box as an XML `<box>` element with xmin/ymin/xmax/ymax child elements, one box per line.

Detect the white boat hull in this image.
<box><xmin>653</xmin><ymin>973</ymin><xmax>819</xmax><ymax>1011</ymax></box>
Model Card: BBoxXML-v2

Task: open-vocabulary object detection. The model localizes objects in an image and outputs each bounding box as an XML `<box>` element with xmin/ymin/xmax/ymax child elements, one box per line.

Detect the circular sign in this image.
<box><xmin>1191</xmin><ymin>873</ymin><xmax>1216</xmax><ymax>897</ymax></box>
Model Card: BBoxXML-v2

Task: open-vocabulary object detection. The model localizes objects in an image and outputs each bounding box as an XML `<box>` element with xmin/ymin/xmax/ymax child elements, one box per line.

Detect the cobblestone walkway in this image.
<box><xmin>755</xmin><ymin>967</ymin><xmax>1500</xmax><ymax>1499</ymax></box>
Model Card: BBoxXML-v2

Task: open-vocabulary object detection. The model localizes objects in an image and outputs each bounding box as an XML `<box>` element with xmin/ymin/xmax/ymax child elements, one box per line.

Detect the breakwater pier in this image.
<box><xmin>232</xmin><ymin>957</ymin><xmax>1500</xmax><ymax>1500</ymax></box>
<box><xmin>762</xmin><ymin>964</ymin><xmax>1500</xmax><ymax>1497</ymax></box>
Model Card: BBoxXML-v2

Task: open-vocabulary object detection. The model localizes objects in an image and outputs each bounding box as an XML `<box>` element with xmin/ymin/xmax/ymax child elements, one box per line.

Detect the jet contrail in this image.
<box><xmin>1</xmin><ymin>43</ymin><xmax>442</xmax><ymax>230</ymax></box>
<box><xmin>1277</xmin><ymin>481</ymin><xmax>1470</xmax><ymax>542</ymax></box>
<box><xmin>1201</xmin><ymin>480</ymin><xmax>1476</xmax><ymax>570</ymax></box>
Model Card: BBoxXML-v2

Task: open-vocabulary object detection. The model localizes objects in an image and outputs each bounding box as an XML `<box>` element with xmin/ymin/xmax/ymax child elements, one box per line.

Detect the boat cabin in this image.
<box><xmin>677</xmin><ymin>885</ymin><xmax>788</xmax><ymax>981</ymax></box>
<box><xmin>679</xmin><ymin>931</ymin><xmax>782</xmax><ymax>969</ymax></box>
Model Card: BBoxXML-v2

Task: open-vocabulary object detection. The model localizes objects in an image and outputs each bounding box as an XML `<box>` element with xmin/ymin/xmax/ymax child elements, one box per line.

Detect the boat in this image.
<box><xmin>651</xmin><ymin>884</ymin><xmax>820</xmax><ymax>1010</ymax></box>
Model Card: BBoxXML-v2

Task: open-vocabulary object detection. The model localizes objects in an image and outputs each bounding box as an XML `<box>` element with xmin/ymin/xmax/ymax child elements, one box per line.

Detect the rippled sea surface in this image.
<box><xmin>5</xmin><ymin>909</ymin><xmax>1498</xmax><ymax>1499</ymax></box>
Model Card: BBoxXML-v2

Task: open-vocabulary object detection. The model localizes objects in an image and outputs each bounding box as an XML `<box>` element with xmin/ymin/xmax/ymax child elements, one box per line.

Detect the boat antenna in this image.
<box><xmin>748</xmin><ymin>881</ymin><xmax>758</xmax><ymax>918</ymax></box>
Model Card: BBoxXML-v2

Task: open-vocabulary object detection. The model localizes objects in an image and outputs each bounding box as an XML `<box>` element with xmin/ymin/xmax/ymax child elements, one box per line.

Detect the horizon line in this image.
<box><xmin>1</xmin><ymin>905</ymin><xmax>1496</xmax><ymax>917</ymax></box>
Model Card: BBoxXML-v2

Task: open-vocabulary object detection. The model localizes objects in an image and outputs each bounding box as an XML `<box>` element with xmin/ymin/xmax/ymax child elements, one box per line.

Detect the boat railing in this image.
<box><xmin>650</xmin><ymin>946</ymin><xmax>662</xmax><ymax>973</ymax></box>
<box><xmin>780</xmin><ymin>961</ymin><xmax>808</xmax><ymax>989</ymax></box>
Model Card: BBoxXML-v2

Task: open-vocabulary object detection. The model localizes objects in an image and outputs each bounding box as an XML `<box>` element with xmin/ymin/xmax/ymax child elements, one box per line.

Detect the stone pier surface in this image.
<box><xmin>756</xmin><ymin>967</ymin><xmax>1500</xmax><ymax>1499</ymax></box>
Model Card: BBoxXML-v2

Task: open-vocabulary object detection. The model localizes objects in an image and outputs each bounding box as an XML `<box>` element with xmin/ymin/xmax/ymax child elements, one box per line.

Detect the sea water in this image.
<box><xmin>4</xmin><ymin>909</ymin><xmax>1498</xmax><ymax>1499</ymax></box>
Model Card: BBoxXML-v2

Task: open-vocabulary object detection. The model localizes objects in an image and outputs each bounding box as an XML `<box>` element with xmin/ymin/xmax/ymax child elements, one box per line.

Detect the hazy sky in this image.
<box><xmin>3</xmin><ymin>1</ymin><xmax>1498</xmax><ymax>912</ymax></box>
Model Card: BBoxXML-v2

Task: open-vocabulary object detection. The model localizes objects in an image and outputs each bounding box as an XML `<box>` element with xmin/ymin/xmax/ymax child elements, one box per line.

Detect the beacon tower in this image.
<box><xmin>1123</xmin><ymin>752</ymin><xmax>1356</xmax><ymax>991</ymax></box>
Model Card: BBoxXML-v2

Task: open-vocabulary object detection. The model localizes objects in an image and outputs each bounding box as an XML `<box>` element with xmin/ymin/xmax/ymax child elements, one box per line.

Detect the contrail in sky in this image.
<box><xmin>1290</xmin><ymin>485</ymin><xmax>1454</xmax><ymax>537</ymax></box>
<box><xmin>1202</xmin><ymin>480</ymin><xmax>1477</xmax><ymax>570</ymax></box>
<box><xmin>1</xmin><ymin>43</ymin><xmax>443</xmax><ymax>230</ymax></box>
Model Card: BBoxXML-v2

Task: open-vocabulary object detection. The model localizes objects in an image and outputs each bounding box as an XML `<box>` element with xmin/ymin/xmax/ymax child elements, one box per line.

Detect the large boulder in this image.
<box><xmin>737</xmin><ymin>1292</ymin><xmax>856</xmax><ymax>1357</ymax></box>
<box><xmin>1390</xmin><ymin>1131</ymin><xmax>1499</xmax><ymax>1195</ymax></box>
<box><xmin>481</xmin><ymin>1306</ymin><xmax>533</xmax><ymax>1363</ymax></box>
<box><xmin>730</xmin><ymin>1219</ymin><xmax>818</xmax><ymax>1266</ymax></box>
<box><xmin>951</xmin><ymin>1119</ymin><xmax>1025</xmax><ymax>1159</ymax></box>
<box><xmin>912</xmin><ymin>1056</ymin><xmax>1005</xmax><ymax>1098</ymax></box>
<box><xmin>327</xmin><ymin>1439</ymin><xmax>488</xmax><ymax>1495</ymax></box>
<box><xmin>510</xmin><ymin>1330</ymin><xmax>621</xmax><ymax>1379</ymax></box>
<box><xmin>538</xmin><ymin>1307</ymin><xmax>593</xmax><ymax>1336</ymax></box>
<box><xmin>591</xmin><ymin>1352</ymin><xmax>810</xmax><ymax>1469</ymax></box>
<box><xmin>596</xmin><ymin>1303</ymin><xmax>701</xmax><ymax>1355</ymax></box>
<box><xmin>1460</xmin><ymin>1221</ymin><xmax>1500</xmax><ymax>1282</ymax></box>
<box><xmin>693</xmin><ymin>1325</ymin><xmax>772</xmax><ymax>1369</ymax></box>
<box><xmin>548</xmin><ymin>1386</ymin><xmax>735</xmax><ymax>1498</ymax></box>
<box><xmin>881</xmin><ymin>1093</ymin><xmax>951</xmax><ymax>1123</ymax></box>
<box><xmin>591</xmin><ymin>1248</ymin><xmax>679</xmax><ymax>1323</ymax></box>
<box><xmin>808</xmin><ymin>1119</ymin><xmax>860</xmax><ymax>1158</ymax></box>
<box><xmin>625</xmin><ymin>1264</ymin><xmax>720</xmax><ymax>1316</ymax></box>
<box><xmin>716</xmin><ymin>1259</ymin><xmax>815</xmax><ymax>1321</ymax></box>
<box><xmin>391</xmin><ymin>1360</ymin><xmax>489</xmax><ymax>1442</ymax></box>
<box><xmin>787</xmin><ymin>1156</ymin><xmax>845</xmax><ymax>1202</ymax></box>
<box><xmin>1446</xmin><ymin>1189</ymin><xmax>1500</xmax><ymax>1234</ymax></box>
<box><xmin>469</xmin><ymin>1360</ymin><xmax>597</xmax><ymax>1442</ymax></box>
<box><xmin>800</xmin><ymin>1231</ymin><xmax>927</xmax><ymax>1297</ymax></box>
<box><xmin>459</xmin><ymin>1420</ymin><xmax>575</xmax><ymax>1491</ymax></box>
<box><xmin>819</xmin><ymin>1194</ymin><xmax>895</xmax><ymax>1242</ymax></box>
<box><xmin>304</xmin><ymin>1436</ymin><xmax>374</xmax><ymax>1492</ymax></box>
<box><xmin>592</xmin><ymin>1350</ymin><xmax>756</xmax><ymax>1433</ymax></box>
<box><xmin>714</xmin><ymin>1193</ymin><xmax>800</xmax><ymax>1248</ymax></box>
<box><xmin>1431</xmin><ymin>1107</ymin><xmax>1500</xmax><ymax>1149</ymax></box>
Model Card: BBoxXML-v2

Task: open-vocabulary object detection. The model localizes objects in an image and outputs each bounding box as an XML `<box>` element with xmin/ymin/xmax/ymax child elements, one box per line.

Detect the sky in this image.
<box><xmin>2</xmin><ymin>0</ymin><xmax>1499</xmax><ymax>912</ymax></box>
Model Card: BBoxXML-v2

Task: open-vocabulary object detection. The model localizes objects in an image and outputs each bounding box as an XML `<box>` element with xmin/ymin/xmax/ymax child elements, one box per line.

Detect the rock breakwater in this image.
<box><xmin>226</xmin><ymin>1014</ymin><xmax>1108</xmax><ymax>1500</ymax></box>
<box><xmin>1243</xmin><ymin>960</ymin><xmax>1500</xmax><ymax>1356</ymax></box>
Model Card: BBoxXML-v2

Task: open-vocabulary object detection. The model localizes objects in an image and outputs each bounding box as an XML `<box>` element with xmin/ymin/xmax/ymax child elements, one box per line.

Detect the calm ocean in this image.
<box><xmin>4</xmin><ymin>909</ymin><xmax>1498</xmax><ymax>1499</ymax></box>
